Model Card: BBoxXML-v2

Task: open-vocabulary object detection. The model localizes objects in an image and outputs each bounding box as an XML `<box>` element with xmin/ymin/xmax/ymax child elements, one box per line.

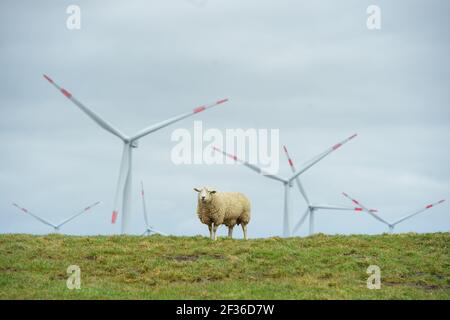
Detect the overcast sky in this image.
<box><xmin>1</xmin><ymin>0</ymin><xmax>449</xmax><ymax>238</ymax></box>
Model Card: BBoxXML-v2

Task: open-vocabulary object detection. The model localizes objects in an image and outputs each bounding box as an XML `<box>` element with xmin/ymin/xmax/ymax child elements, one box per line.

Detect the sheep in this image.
<box><xmin>194</xmin><ymin>186</ymin><xmax>251</xmax><ymax>240</ymax></box>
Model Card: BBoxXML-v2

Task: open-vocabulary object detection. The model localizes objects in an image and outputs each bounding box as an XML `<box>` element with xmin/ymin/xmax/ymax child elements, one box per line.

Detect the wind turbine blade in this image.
<box><xmin>148</xmin><ymin>227</ymin><xmax>168</xmax><ymax>236</ymax></box>
<box><xmin>356</xmin><ymin>208</ymin><xmax>378</xmax><ymax>213</ymax></box>
<box><xmin>43</xmin><ymin>75</ymin><xmax>127</xmax><ymax>141</ymax></box>
<box><xmin>342</xmin><ymin>192</ymin><xmax>391</xmax><ymax>226</ymax></box>
<box><xmin>311</xmin><ymin>204</ymin><xmax>378</xmax><ymax>212</ymax></box>
<box><xmin>12</xmin><ymin>203</ymin><xmax>57</xmax><ymax>228</ymax></box>
<box><xmin>391</xmin><ymin>199</ymin><xmax>445</xmax><ymax>226</ymax></box>
<box><xmin>56</xmin><ymin>201</ymin><xmax>101</xmax><ymax>228</ymax></box>
<box><xmin>141</xmin><ymin>181</ymin><xmax>149</xmax><ymax>229</ymax></box>
<box><xmin>292</xmin><ymin>208</ymin><xmax>310</xmax><ymax>234</ymax></box>
<box><xmin>288</xmin><ymin>134</ymin><xmax>357</xmax><ymax>182</ymax></box>
<box><xmin>264</xmin><ymin>174</ymin><xmax>288</xmax><ymax>183</ymax></box>
<box><xmin>111</xmin><ymin>144</ymin><xmax>130</xmax><ymax>224</ymax></box>
<box><xmin>282</xmin><ymin>145</ymin><xmax>310</xmax><ymax>204</ymax></box>
<box><xmin>130</xmin><ymin>98</ymin><xmax>229</xmax><ymax>141</ymax></box>
<box><xmin>213</xmin><ymin>146</ymin><xmax>287</xmax><ymax>183</ymax></box>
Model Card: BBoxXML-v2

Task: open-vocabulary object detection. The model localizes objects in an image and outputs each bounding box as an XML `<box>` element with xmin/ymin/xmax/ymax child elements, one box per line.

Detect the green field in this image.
<box><xmin>0</xmin><ymin>233</ymin><xmax>449</xmax><ymax>299</ymax></box>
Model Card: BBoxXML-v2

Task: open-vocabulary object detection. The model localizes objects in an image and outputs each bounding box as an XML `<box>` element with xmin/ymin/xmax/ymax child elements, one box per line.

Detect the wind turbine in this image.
<box><xmin>342</xmin><ymin>192</ymin><xmax>445</xmax><ymax>233</ymax></box>
<box><xmin>12</xmin><ymin>201</ymin><xmax>100</xmax><ymax>233</ymax></box>
<box><xmin>213</xmin><ymin>134</ymin><xmax>357</xmax><ymax>237</ymax></box>
<box><xmin>140</xmin><ymin>181</ymin><xmax>167</xmax><ymax>236</ymax></box>
<box><xmin>43</xmin><ymin>74</ymin><xmax>228</xmax><ymax>234</ymax></box>
<box><xmin>282</xmin><ymin>144</ymin><xmax>377</xmax><ymax>236</ymax></box>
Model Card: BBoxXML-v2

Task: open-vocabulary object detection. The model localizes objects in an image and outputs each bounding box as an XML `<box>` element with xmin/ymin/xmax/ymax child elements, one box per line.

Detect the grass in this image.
<box><xmin>0</xmin><ymin>233</ymin><xmax>449</xmax><ymax>299</ymax></box>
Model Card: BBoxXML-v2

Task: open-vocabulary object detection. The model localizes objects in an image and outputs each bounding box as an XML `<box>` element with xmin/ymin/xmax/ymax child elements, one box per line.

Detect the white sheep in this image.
<box><xmin>194</xmin><ymin>186</ymin><xmax>251</xmax><ymax>240</ymax></box>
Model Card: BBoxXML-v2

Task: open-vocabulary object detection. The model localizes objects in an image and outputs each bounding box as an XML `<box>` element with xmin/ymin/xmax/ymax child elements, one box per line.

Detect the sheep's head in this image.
<box><xmin>194</xmin><ymin>187</ymin><xmax>217</xmax><ymax>204</ymax></box>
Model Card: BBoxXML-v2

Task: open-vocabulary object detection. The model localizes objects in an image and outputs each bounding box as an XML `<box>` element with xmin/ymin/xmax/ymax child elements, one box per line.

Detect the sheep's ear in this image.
<box><xmin>194</xmin><ymin>188</ymin><xmax>201</xmax><ymax>192</ymax></box>
<box><xmin>210</xmin><ymin>190</ymin><xmax>217</xmax><ymax>194</ymax></box>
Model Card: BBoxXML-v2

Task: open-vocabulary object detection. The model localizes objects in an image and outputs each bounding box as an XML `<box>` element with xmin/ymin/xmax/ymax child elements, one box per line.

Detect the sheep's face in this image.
<box><xmin>194</xmin><ymin>187</ymin><xmax>217</xmax><ymax>204</ymax></box>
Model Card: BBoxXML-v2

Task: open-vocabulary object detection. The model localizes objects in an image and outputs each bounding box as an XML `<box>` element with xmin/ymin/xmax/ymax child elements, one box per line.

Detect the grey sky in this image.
<box><xmin>1</xmin><ymin>0</ymin><xmax>449</xmax><ymax>237</ymax></box>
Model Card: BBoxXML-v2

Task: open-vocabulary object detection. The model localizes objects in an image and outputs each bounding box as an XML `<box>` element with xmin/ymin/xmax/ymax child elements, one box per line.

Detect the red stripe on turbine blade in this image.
<box><xmin>61</xmin><ymin>88</ymin><xmax>72</xmax><ymax>98</ymax></box>
<box><xmin>223</xmin><ymin>152</ymin><xmax>235</xmax><ymax>160</ymax></box>
<box><xmin>193</xmin><ymin>106</ymin><xmax>206</xmax><ymax>113</ymax></box>
<box><xmin>332</xmin><ymin>143</ymin><xmax>342</xmax><ymax>150</ymax></box>
<box><xmin>216</xmin><ymin>98</ymin><xmax>228</xmax><ymax>104</ymax></box>
<box><xmin>354</xmin><ymin>208</ymin><xmax>363</xmax><ymax>211</ymax></box>
<box><xmin>43</xmin><ymin>74</ymin><xmax>53</xmax><ymax>83</ymax></box>
<box><xmin>288</xmin><ymin>159</ymin><xmax>294</xmax><ymax>167</ymax></box>
<box><xmin>426</xmin><ymin>204</ymin><xmax>433</xmax><ymax>209</ymax></box>
<box><xmin>111</xmin><ymin>211</ymin><xmax>118</xmax><ymax>224</ymax></box>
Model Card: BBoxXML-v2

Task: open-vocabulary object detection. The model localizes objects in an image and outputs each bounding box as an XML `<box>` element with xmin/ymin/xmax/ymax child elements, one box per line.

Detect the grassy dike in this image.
<box><xmin>0</xmin><ymin>233</ymin><xmax>449</xmax><ymax>299</ymax></box>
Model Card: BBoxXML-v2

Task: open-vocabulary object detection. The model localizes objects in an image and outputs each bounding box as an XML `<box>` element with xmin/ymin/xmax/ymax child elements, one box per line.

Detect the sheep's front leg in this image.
<box><xmin>208</xmin><ymin>224</ymin><xmax>213</xmax><ymax>240</ymax></box>
<box><xmin>228</xmin><ymin>226</ymin><xmax>234</xmax><ymax>239</ymax></box>
<box><xmin>212</xmin><ymin>223</ymin><xmax>219</xmax><ymax>241</ymax></box>
<box><xmin>242</xmin><ymin>224</ymin><xmax>248</xmax><ymax>240</ymax></box>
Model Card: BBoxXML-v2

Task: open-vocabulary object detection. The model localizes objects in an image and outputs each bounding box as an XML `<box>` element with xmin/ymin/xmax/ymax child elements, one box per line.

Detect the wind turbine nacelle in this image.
<box><xmin>131</xmin><ymin>140</ymin><xmax>139</xmax><ymax>148</ymax></box>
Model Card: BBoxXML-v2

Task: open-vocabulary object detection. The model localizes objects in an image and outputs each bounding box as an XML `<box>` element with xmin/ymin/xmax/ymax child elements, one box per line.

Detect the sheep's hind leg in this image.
<box><xmin>242</xmin><ymin>224</ymin><xmax>248</xmax><ymax>240</ymax></box>
<box><xmin>228</xmin><ymin>225</ymin><xmax>234</xmax><ymax>239</ymax></box>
